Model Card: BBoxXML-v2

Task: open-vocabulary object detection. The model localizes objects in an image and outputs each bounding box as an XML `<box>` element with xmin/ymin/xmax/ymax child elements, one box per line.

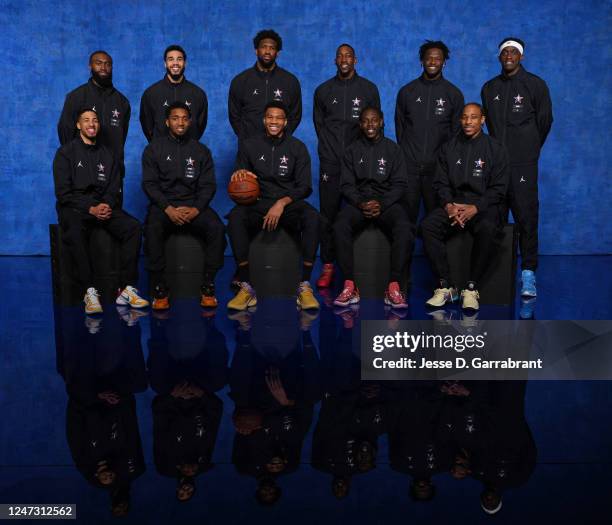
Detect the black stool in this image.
<box><xmin>249</xmin><ymin>229</ymin><xmax>301</xmax><ymax>297</ymax></box>
<box><xmin>353</xmin><ymin>225</ymin><xmax>410</xmax><ymax>298</ymax></box>
<box><xmin>49</xmin><ymin>224</ymin><xmax>121</xmax><ymax>305</ymax></box>
<box><xmin>160</xmin><ymin>232</ymin><xmax>208</xmax><ymax>298</ymax></box>
<box><xmin>446</xmin><ymin>223</ymin><xmax>517</xmax><ymax>305</ymax></box>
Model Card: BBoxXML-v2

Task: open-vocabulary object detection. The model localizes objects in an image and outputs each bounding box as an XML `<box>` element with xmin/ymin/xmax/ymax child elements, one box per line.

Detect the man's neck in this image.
<box><xmin>338</xmin><ymin>70</ymin><xmax>356</xmax><ymax>81</ymax></box>
<box><xmin>256</xmin><ymin>62</ymin><xmax>276</xmax><ymax>73</ymax></box>
<box><xmin>469</xmin><ymin>130</ymin><xmax>482</xmax><ymax>140</ymax></box>
<box><xmin>266</xmin><ymin>131</ymin><xmax>284</xmax><ymax>140</ymax></box>
<box><xmin>503</xmin><ymin>66</ymin><xmax>521</xmax><ymax>77</ymax></box>
<box><xmin>423</xmin><ymin>71</ymin><xmax>442</xmax><ymax>81</ymax></box>
<box><xmin>366</xmin><ymin>133</ymin><xmax>382</xmax><ymax>143</ymax></box>
<box><xmin>80</xmin><ymin>134</ymin><xmax>96</xmax><ymax>145</ymax></box>
<box><xmin>166</xmin><ymin>74</ymin><xmax>184</xmax><ymax>84</ymax></box>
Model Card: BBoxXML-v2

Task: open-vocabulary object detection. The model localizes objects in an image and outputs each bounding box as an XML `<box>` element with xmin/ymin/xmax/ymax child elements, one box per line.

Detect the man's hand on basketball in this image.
<box><xmin>263</xmin><ymin>200</ymin><xmax>285</xmax><ymax>231</ymax></box>
<box><xmin>231</xmin><ymin>169</ymin><xmax>257</xmax><ymax>182</ymax></box>
<box><xmin>165</xmin><ymin>205</ymin><xmax>186</xmax><ymax>225</ymax></box>
<box><xmin>175</xmin><ymin>206</ymin><xmax>199</xmax><ymax>223</ymax></box>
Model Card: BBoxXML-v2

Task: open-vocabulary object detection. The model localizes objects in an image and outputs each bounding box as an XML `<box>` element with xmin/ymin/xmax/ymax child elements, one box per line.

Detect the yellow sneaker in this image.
<box><xmin>116</xmin><ymin>285</ymin><xmax>149</xmax><ymax>309</ymax></box>
<box><xmin>227</xmin><ymin>283</ymin><xmax>257</xmax><ymax>311</ymax></box>
<box><xmin>296</xmin><ymin>281</ymin><xmax>320</xmax><ymax>310</ymax></box>
<box><xmin>461</xmin><ymin>289</ymin><xmax>480</xmax><ymax>311</ymax></box>
<box><xmin>84</xmin><ymin>287</ymin><xmax>103</xmax><ymax>314</ymax></box>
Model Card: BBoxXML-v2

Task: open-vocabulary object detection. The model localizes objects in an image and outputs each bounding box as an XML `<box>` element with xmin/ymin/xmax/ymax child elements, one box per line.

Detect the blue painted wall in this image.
<box><xmin>1</xmin><ymin>0</ymin><xmax>610</xmax><ymax>255</ymax></box>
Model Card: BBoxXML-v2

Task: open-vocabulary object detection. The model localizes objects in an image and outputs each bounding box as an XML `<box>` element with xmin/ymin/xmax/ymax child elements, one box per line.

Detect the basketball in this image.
<box><xmin>228</xmin><ymin>172</ymin><xmax>260</xmax><ymax>205</ymax></box>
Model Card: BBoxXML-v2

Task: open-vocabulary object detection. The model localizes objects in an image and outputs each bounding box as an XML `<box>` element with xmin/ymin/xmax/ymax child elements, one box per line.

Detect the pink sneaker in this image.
<box><xmin>316</xmin><ymin>263</ymin><xmax>334</xmax><ymax>288</ymax></box>
<box><xmin>333</xmin><ymin>280</ymin><xmax>360</xmax><ymax>307</ymax></box>
<box><xmin>384</xmin><ymin>282</ymin><xmax>408</xmax><ymax>309</ymax></box>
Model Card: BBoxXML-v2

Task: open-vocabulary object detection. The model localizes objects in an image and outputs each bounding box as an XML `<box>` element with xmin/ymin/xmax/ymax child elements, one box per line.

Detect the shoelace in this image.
<box><xmin>339</xmin><ymin>287</ymin><xmax>354</xmax><ymax>299</ymax></box>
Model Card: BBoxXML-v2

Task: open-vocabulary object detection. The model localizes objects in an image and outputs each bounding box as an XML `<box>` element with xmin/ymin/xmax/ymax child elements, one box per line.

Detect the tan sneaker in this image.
<box><xmin>461</xmin><ymin>289</ymin><xmax>480</xmax><ymax>311</ymax></box>
<box><xmin>84</xmin><ymin>287</ymin><xmax>103</xmax><ymax>314</ymax></box>
<box><xmin>227</xmin><ymin>282</ymin><xmax>257</xmax><ymax>311</ymax></box>
<box><xmin>116</xmin><ymin>286</ymin><xmax>149</xmax><ymax>309</ymax></box>
<box><xmin>426</xmin><ymin>287</ymin><xmax>458</xmax><ymax>307</ymax></box>
<box><xmin>296</xmin><ymin>281</ymin><xmax>320</xmax><ymax>310</ymax></box>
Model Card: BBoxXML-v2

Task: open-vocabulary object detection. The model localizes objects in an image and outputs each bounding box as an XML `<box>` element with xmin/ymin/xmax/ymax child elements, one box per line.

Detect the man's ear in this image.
<box><xmin>165</xmin><ymin>118</ymin><xmax>170</xmax><ymax>128</ymax></box>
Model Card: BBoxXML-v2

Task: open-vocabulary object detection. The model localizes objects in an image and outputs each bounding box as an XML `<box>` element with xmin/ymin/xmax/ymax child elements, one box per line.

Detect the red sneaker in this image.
<box><xmin>333</xmin><ymin>280</ymin><xmax>360</xmax><ymax>307</ymax></box>
<box><xmin>316</xmin><ymin>263</ymin><xmax>335</xmax><ymax>288</ymax></box>
<box><xmin>384</xmin><ymin>282</ymin><xmax>408</xmax><ymax>309</ymax></box>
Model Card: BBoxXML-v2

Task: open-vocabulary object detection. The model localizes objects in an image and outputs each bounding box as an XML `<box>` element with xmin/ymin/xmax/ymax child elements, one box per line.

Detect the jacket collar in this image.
<box><xmin>501</xmin><ymin>64</ymin><xmax>527</xmax><ymax>81</ymax></box>
<box><xmin>334</xmin><ymin>71</ymin><xmax>360</xmax><ymax>85</ymax></box>
<box><xmin>418</xmin><ymin>73</ymin><xmax>445</xmax><ymax>86</ymax></box>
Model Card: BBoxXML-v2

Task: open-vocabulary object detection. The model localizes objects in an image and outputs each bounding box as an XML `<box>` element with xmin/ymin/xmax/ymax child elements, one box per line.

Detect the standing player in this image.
<box><xmin>53</xmin><ymin>108</ymin><xmax>149</xmax><ymax>313</ymax></box>
<box><xmin>228</xmin><ymin>30</ymin><xmax>302</xmax><ymax>141</ymax></box>
<box><xmin>140</xmin><ymin>45</ymin><xmax>208</xmax><ymax>142</ymax></box>
<box><xmin>58</xmin><ymin>51</ymin><xmax>130</xmax><ymax>180</ymax></box>
<box><xmin>332</xmin><ymin>107</ymin><xmax>414</xmax><ymax>308</ymax></box>
<box><xmin>226</xmin><ymin>102</ymin><xmax>319</xmax><ymax>311</ymax></box>
<box><xmin>142</xmin><ymin>102</ymin><xmax>226</xmax><ymax>310</ymax></box>
<box><xmin>313</xmin><ymin>44</ymin><xmax>381</xmax><ymax>288</ymax></box>
<box><xmin>481</xmin><ymin>37</ymin><xmax>553</xmax><ymax>297</ymax></box>
<box><xmin>395</xmin><ymin>40</ymin><xmax>464</xmax><ymax>221</ymax></box>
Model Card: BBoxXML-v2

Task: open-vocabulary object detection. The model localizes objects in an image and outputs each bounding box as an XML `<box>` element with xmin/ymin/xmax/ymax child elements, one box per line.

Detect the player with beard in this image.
<box><xmin>228</xmin><ymin>29</ymin><xmax>302</xmax><ymax>141</ymax></box>
<box><xmin>58</xmin><ymin>51</ymin><xmax>131</xmax><ymax>181</ymax></box>
<box><xmin>140</xmin><ymin>45</ymin><xmax>208</xmax><ymax>142</ymax></box>
<box><xmin>481</xmin><ymin>37</ymin><xmax>553</xmax><ymax>297</ymax></box>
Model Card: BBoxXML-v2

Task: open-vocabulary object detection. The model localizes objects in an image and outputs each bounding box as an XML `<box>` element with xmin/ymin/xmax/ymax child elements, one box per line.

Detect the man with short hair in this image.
<box><xmin>395</xmin><ymin>40</ymin><xmax>464</xmax><ymax>221</ymax></box>
<box><xmin>481</xmin><ymin>37</ymin><xmax>553</xmax><ymax>297</ymax></box>
<box><xmin>140</xmin><ymin>45</ymin><xmax>208</xmax><ymax>142</ymax></box>
<box><xmin>226</xmin><ymin>101</ymin><xmax>319</xmax><ymax>311</ymax></box>
<box><xmin>53</xmin><ymin>108</ymin><xmax>148</xmax><ymax>314</ymax></box>
<box><xmin>313</xmin><ymin>44</ymin><xmax>381</xmax><ymax>288</ymax></box>
<box><xmin>332</xmin><ymin>107</ymin><xmax>414</xmax><ymax>308</ymax></box>
<box><xmin>58</xmin><ymin>50</ymin><xmax>131</xmax><ymax>180</ymax></box>
<box><xmin>228</xmin><ymin>29</ymin><xmax>302</xmax><ymax>141</ymax></box>
<box><xmin>421</xmin><ymin>103</ymin><xmax>509</xmax><ymax>311</ymax></box>
<box><xmin>142</xmin><ymin>102</ymin><xmax>226</xmax><ymax>309</ymax></box>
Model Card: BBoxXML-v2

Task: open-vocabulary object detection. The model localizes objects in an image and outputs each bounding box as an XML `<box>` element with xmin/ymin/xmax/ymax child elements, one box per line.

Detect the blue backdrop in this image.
<box><xmin>1</xmin><ymin>0</ymin><xmax>610</xmax><ymax>255</ymax></box>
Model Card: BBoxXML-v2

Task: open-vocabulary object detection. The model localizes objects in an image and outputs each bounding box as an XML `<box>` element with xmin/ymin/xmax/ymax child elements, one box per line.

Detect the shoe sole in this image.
<box><xmin>461</xmin><ymin>303</ymin><xmax>480</xmax><ymax>311</ymax></box>
<box><xmin>521</xmin><ymin>290</ymin><xmax>537</xmax><ymax>297</ymax></box>
<box><xmin>297</xmin><ymin>298</ymin><xmax>320</xmax><ymax>310</ymax></box>
<box><xmin>333</xmin><ymin>297</ymin><xmax>360</xmax><ymax>307</ymax></box>
<box><xmin>116</xmin><ymin>296</ymin><xmax>149</xmax><ymax>309</ymax></box>
<box><xmin>85</xmin><ymin>308</ymin><xmax>103</xmax><ymax>314</ymax></box>
<box><xmin>384</xmin><ymin>297</ymin><xmax>408</xmax><ymax>309</ymax></box>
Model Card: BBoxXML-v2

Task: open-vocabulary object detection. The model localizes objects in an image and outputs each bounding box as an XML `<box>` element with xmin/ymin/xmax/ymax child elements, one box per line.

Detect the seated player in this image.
<box><xmin>53</xmin><ymin>108</ymin><xmax>148</xmax><ymax>314</ymax></box>
<box><xmin>142</xmin><ymin>102</ymin><xmax>226</xmax><ymax>309</ymax></box>
<box><xmin>332</xmin><ymin>107</ymin><xmax>415</xmax><ymax>308</ymax></box>
<box><xmin>226</xmin><ymin>101</ymin><xmax>319</xmax><ymax>311</ymax></box>
<box><xmin>421</xmin><ymin>103</ymin><xmax>509</xmax><ymax>311</ymax></box>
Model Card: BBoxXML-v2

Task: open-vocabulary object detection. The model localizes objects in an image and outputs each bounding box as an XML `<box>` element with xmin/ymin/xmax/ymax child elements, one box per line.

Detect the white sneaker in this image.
<box><xmin>116</xmin><ymin>285</ymin><xmax>149</xmax><ymax>309</ymax></box>
<box><xmin>426</xmin><ymin>287</ymin><xmax>458</xmax><ymax>307</ymax></box>
<box><xmin>461</xmin><ymin>289</ymin><xmax>480</xmax><ymax>311</ymax></box>
<box><xmin>84</xmin><ymin>287</ymin><xmax>103</xmax><ymax>314</ymax></box>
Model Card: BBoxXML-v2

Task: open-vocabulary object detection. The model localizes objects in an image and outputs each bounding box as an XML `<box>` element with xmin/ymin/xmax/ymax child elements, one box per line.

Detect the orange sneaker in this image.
<box><xmin>316</xmin><ymin>263</ymin><xmax>334</xmax><ymax>288</ymax></box>
<box><xmin>152</xmin><ymin>284</ymin><xmax>170</xmax><ymax>310</ymax></box>
<box><xmin>200</xmin><ymin>283</ymin><xmax>218</xmax><ymax>308</ymax></box>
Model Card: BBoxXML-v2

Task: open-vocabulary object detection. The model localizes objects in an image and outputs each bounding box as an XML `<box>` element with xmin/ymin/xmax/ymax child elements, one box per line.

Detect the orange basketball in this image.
<box><xmin>228</xmin><ymin>173</ymin><xmax>260</xmax><ymax>205</ymax></box>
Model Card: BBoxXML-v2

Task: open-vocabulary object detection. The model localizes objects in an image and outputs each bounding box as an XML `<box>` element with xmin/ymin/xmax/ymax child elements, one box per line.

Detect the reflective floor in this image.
<box><xmin>0</xmin><ymin>255</ymin><xmax>611</xmax><ymax>524</ymax></box>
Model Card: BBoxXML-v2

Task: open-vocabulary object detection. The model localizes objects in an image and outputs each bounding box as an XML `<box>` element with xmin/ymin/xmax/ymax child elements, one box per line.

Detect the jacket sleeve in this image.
<box><xmin>480</xmin><ymin>84</ymin><xmax>492</xmax><ymax>136</ymax></box>
<box><xmin>53</xmin><ymin>148</ymin><xmax>97</xmax><ymax>212</ymax></box>
<box><xmin>234</xmin><ymin>141</ymin><xmax>251</xmax><ymax>171</ymax></box>
<box><xmin>100</xmin><ymin>156</ymin><xmax>121</xmax><ymax>209</ymax></box>
<box><xmin>194</xmin><ymin>88</ymin><xmax>208</xmax><ymax>140</ymax></box>
<box><xmin>139</xmin><ymin>90</ymin><xmax>155</xmax><ymax>143</ymax></box>
<box><xmin>287</xmin><ymin>143</ymin><xmax>311</xmax><ymax>201</ymax></box>
<box><xmin>287</xmin><ymin>77</ymin><xmax>303</xmax><ymax>135</ymax></box>
<box><xmin>228</xmin><ymin>77</ymin><xmax>243</xmax><ymax>138</ymax></box>
<box><xmin>141</xmin><ymin>145</ymin><xmax>170</xmax><ymax>211</ymax></box>
<box><xmin>340</xmin><ymin>150</ymin><xmax>364</xmax><ymax>207</ymax></box>
<box><xmin>476</xmin><ymin>144</ymin><xmax>509</xmax><ymax>212</ymax></box>
<box><xmin>123</xmin><ymin>100</ymin><xmax>131</xmax><ymax>146</ymax></box>
<box><xmin>195</xmin><ymin>149</ymin><xmax>216</xmax><ymax>211</ymax></box>
<box><xmin>313</xmin><ymin>86</ymin><xmax>325</xmax><ymax>138</ymax></box>
<box><xmin>534</xmin><ymin>78</ymin><xmax>553</xmax><ymax>146</ymax></box>
<box><xmin>432</xmin><ymin>144</ymin><xmax>454</xmax><ymax>208</ymax></box>
<box><xmin>57</xmin><ymin>93</ymin><xmax>77</xmax><ymax>145</ymax></box>
<box><xmin>380</xmin><ymin>148</ymin><xmax>408</xmax><ymax>210</ymax></box>
<box><xmin>394</xmin><ymin>89</ymin><xmax>405</xmax><ymax>144</ymax></box>
<box><xmin>452</xmin><ymin>87</ymin><xmax>465</xmax><ymax>135</ymax></box>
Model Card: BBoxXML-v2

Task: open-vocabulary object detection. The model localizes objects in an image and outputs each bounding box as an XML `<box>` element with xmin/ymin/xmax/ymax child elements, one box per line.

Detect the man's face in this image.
<box><xmin>166</xmin><ymin>108</ymin><xmax>191</xmax><ymax>136</ymax></box>
<box><xmin>77</xmin><ymin>111</ymin><xmax>100</xmax><ymax>140</ymax></box>
<box><xmin>499</xmin><ymin>46</ymin><xmax>522</xmax><ymax>74</ymax></box>
<box><xmin>263</xmin><ymin>107</ymin><xmax>287</xmax><ymax>137</ymax></box>
<box><xmin>256</xmin><ymin>38</ymin><xmax>279</xmax><ymax>68</ymax></box>
<box><xmin>461</xmin><ymin>105</ymin><xmax>485</xmax><ymax>138</ymax></box>
<box><xmin>165</xmin><ymin>50</ymin><xmax>186</xmax><ymax>79</ymax></box>
<box><xmin>90</xmin><ymin>53</ymin><xmax>112</xmax><ymax>81</ymax></box>
<box><xmin>360</xmin><ymin>109</ymin><xmax>383</xmax><ymax>140</ymax></box>
<box><xmin>335</xmin><ymin>45</ymin><xmax>356</xmax><ymax>77</ymax></box>
<box><xmin>422</xmin><ymin>48</ymin><xmax>444</xmax><ymax>77</ymax></box>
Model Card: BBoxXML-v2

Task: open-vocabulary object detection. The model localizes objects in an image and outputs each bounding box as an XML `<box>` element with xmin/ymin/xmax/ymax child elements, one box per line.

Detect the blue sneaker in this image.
<box><xmin>521</xmin><ymin>270</ymin><xmax>537</xmax><ymax>297</ymax></box>
<box><xmin>520</xmin><ymin>297</ymin><xmax>537</xmax><ymax>319</ymax></box>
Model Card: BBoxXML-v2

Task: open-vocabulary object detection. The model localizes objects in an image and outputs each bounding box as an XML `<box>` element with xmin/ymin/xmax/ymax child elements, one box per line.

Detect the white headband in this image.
<box><xmin>499</xmin><ymin>40</ymin><xmax>524</xmax><ymax>56</ymax></box>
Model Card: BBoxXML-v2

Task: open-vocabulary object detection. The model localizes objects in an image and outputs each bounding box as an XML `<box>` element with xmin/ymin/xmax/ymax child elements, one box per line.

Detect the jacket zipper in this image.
<box><xmin>423</xmin><ymin>83</ymin><xmax>432</xmax><ymax>164</ymax></box>
<box><xmin>464</xmin><ymin>142</ymin><xmax>472</xmax><ymax>183</ymax></box>
<box><xmin>502</xmin><ymin>81</ymin><xmax>511</xmax><ymax>145</ymax></box>
<box><xmin>342</xmin><ymin>81</ymin><xmax>347</xmax><ymax>151</ymax></box>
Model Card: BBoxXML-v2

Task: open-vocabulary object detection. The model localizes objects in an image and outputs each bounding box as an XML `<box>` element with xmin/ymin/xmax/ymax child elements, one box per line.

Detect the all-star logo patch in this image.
<box><xmin>273</xmin><ymin>88</ymin><xmax>283</xmax><ymax>101</ymax></box>
<box><xmin>278</xmin><ymin>154</ymin><xmax>289</xmax><ymax>177</ymax></box>
<box><xmin>512</xmin><ymin>93</ymin><xmax>524</xmax><ymax>113</ymax></box>
<box><xmin>377</xmin><ymin>157</ymin><xmax>387</xmax><ymax>176</ymax></box>
<box><xmin>184</xmin><ymin>157</ymin><xmax>196</xmax><ymax>178</ymax></box>
<box><xmin>472</xmin><ymin>158</ymin><xmax>485</xmax><ymax>178</ymax></box>
<box><xmin>96</xmin><ymin>162</ymin><xmax>106</xmax><ymax>181</ymax></box>
<box><xmin>434</xmin><ymin>97</ymin><xmax>447</xmax><ymax>115</ymax></box>
<box><xmin>77</xmin><ymin>160</ymin><xmax>84</xmax><ymax>168</ymax></box>
<box><xmin>110</xmin><ymin>108</ymin><xmax>121</xmax><ymax>127</ymax></box>
<box><xmin>351</xmin><ymin>96</ymin><xmax>362</xmax><ymax>119</ymax></box>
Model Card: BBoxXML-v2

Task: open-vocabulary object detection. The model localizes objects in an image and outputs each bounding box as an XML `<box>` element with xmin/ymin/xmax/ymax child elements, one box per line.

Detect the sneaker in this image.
<box><xmin>200</xmin><ymin>283</ymin><xmax>218</xmax><ymax>308</ymax></box>
<box><xmin>316</xmin><ymin>263</ymin><xmax>334</xmax><ymax>288</ymax></box>
<box><xmin>521</xmin><ymin>270</ymin><xmax>537</xmax><ymax>297</ymax></box>
<box><xmin>461</xmin><ymin>289</ymin><xmax>480</xmax><ymax>311</ymax></box>
<box><xmin>116</xmin><ymin>306</ymin><xmax>148</xmax><ymax>326</ymax></box>
<box><xmin>227</xmin><ymin>282</ymin><xmax>257</xmax><ymax>311</ymax></box>
<box><xmin>116</xmin><ymin>285</ymin><xmax>149</xmax><ymax>309</ymax></box>
<box><xmin>333</xmin><ymin>280</ymin><xmax>360</xmax><ymax>307</ymax></box>
<box><xmin>152</xmin><ymin>284</ymin><xmax>170</xmax><ymax>310</ymax></box>
<box><xmin>384</xmin><ymin>281</ymin><xmax>408</xmax><ymax>309</ymax></box>
<box><xmin>299</xmin><ymin>309</ymin><xmax>319</xmax><ymax>331</ymax></box>
<box><xmin>519</xmin><ymin>297</ymin><xmax>537</xmax><ymax>319</ymax></box>
<box><xmin>228</xmin><ymin>309</ymin><xmax>255</xmax><ymax>331</ymax></box>
<box><xmin>426</xmin><ymin>287</ymin><xmax>459</xmax><ymax>308</ymax></box>
<box><xmin>333</xmin><ymin>304</ymin><xmax>360</xmax><ymax>329</ymax></box>
<box><xmin>84</xmin><ymin>287</ymin><xmax>103</xmax><ymax>314</ymax></box>
<box><xmin>297</xmin><ymin>281</ymin><xmax>320</xmax><ymax>310</ymax></box>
